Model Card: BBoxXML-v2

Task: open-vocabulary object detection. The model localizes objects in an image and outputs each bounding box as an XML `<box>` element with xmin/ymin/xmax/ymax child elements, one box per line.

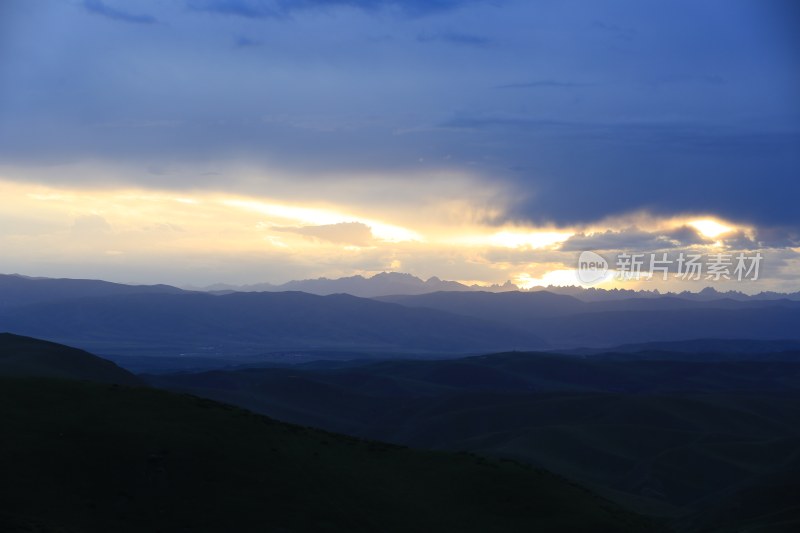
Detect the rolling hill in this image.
<box><xmin>376</xmin><ymin>291</ymin><xmax>800</xmax><ymax>348</ymax></box>
<box><xmin>0</xmin><ymin>273</ymin><xmax>185</xmax><ymax>308</ymax></box>
<box><xmin>149</xmin><ymin>351</ymin><xmax>800</xmax><ymax>530</ymax></box>
<box><xmin>0</xmin><ymin>333</ymin><xmax>142</xmax><ymax>385</ymax></box>
<box><xmin>0</xmin><ymin>334</ymin><xmax>650</xmax><ymax>532</ymax></box>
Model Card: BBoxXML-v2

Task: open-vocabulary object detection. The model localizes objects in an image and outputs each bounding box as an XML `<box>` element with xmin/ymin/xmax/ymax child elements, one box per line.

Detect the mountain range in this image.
<box><xmin>197</xmin><ymin>272</ymin><xmax>518</xmax><ymax>298</ymax></box>
<box><xmin>193</xmin><ymin>272</ymin><xmax>800</xmax><ymax>301</ymax></box>
<box><xmin>2</xmin><ymin>273</ymin><xmax>799</xmax><ymax>366</ymax></box>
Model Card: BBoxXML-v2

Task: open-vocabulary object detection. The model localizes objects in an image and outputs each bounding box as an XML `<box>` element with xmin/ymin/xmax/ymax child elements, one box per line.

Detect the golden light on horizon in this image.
<box><xmin>0</xmin><ymin>177</ymin><xmax>776</xmax><ymax>291</ymax></box>
<box><xmin>689</xmin><ymin>218</ymin><xmax>734</xmax><ymax>239</ymax></box>
<box><xmin>514</xmin><ymin>268</ymin><xmax>614</xmax><ymax>289</ymax></box>
<box><xmin>222</xmin><ymin>198</ymin><xmax>421</xmax><ymax>243</ymax></box>
<box><xmin>490</xmin><ymin>230</ymin><xmax>574</xmax><ymax>249</ymax></box>
<box><xmin>582</xmin><ymin>212</ymin><xmax>749</xmax><ymax>243</ymax></box>
<box><xmin>453</xmin><ymin>229</ymin><xmax>574</xmax><ymax>250</ymax></box>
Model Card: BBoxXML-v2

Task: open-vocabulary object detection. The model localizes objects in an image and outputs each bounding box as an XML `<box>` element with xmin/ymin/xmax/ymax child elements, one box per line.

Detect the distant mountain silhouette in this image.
<box><xmin>0</xmin><ymin>333</ymin><xmax>142</xmax><ymax>385</ymax></box>
<box><xmin>194</xmin><ymin>271</ymin><xmax>800</xmax><ymax>301</ymax></box>
<box><xmin>0</xmin><ymin>273</ymin><xmax>186</xmax><ymax>308</ymax></box>
<box><xmin>3</xmin><ymin>274</ymin><xmax>800</xmax><ymax>355</ymax></box>
<box><xmin>377</xmin><ymin>290</ymin><xmax>587</xmax><ymax>320</ymax></box>
<box><xmin>0</xmin><ymin>291</ymin><xmax>546</xmax><ymax>357</ymax></box>
<box><xmin>515</xmin><ymin>285</ymin><xmax>800</xmax><ymax>302</ymax></box>
<box><xmin>378</xmin><ymin>291</ymin><xmax>800</xmax><ymax>348</ymax></box>
<box><xmin>5</xmin><ymin>271</ymin><xmax>798</xmax><ymax>302</ymax></box>
<box><xmin>200</xmin><ymin>272</ymin><xmax>518</xmax><ymax>297</ymax></box>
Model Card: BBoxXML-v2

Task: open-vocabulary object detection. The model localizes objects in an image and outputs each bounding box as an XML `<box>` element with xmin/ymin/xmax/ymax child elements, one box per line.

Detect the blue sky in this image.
<box><xmin>0</xmin><ymin>0</ymin><xmax>798</xmax><ymax>289</ymax></box>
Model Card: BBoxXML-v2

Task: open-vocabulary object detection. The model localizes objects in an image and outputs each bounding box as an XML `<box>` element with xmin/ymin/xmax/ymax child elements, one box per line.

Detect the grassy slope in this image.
<box><xmin>0</xmin><ymin>378</ymin><xmax>651</xmax><ymax>533</ymax></box>
<box><xmin>0</xmin><ymin>333</ymin><xmax>142</xmax><ymax>386</ymax></box>
<box><xmin>677</xmin><ymin>452</ymin><xmax>800</xmax><ymax>532</ymax></box>
<box><xmin>149</xmin><ymin>355</ymin><xmax>800</xmax><ymax>528</ymax></box>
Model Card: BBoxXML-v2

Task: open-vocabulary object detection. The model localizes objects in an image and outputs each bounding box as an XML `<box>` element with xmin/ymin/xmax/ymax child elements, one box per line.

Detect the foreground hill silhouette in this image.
<box><xmin>0</xmin><ymin>336</ymin><xmax>647</xmax><ymax>532</ymax></box>
<box><xmin>0</xmin><ymin>333</ymin><xmax>142</xmax><ymax>385</ymax></box>
<box><xmin>150</xmin><ymin>351</ymin><xmax>800</xmax><ymax>531</ymax></box>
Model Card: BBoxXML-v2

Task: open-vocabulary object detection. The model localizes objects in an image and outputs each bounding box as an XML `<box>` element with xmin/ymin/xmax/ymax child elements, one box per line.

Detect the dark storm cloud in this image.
<box><xmin>589</xmin><ymin>20</ymin><xmax>636</xmax><ymax>41</ymax></box>
<box><xmin>561</xmin><ymin>227</ymin><xmax>711</xmax><ymax>253</ymax></box>
<box><xmin>187</xmin><ymin>0</ymin><xmax>489</xmax><ymax>18</ymax></box>
<box><xmin>496</xmin><ymin>80</ymin><xmax>594</xmax><ymax>89</ymax></box>
<box><xmin>187</xmin><ymin>0</ymin><xmax>279</xmax><ymax>18</ymax></box>
<box><xmin>752</xmin><ymin>226</ymin><xmax>800</xmax><ymax>249</ymax></box>
<box><xmin>416</xmin><ymin>31</ymin><xmax>491</xmax><ymax>47</ymax></box>
<box><xmin>438</xmin><ymin>115</ymin><xmax>799</xmax><ymax>149</ymax></box>
<box><xmin>437</xmin><ymin>115</ymin><xmax>800</xmax><ymax>227</ymax></box>
<box><xmin>1</xmin><ymin>0</ymin><xmax>798</xmax><ymax>231</ymax></box>
<box><xmin>234</xmin><ymin>36</ymin><xmax>262</xmax><ymax>47</ymax></box>
<box><xmin>668</xmin><ymin>226</ymin><xmax>711</xmax><ymax>247</ymax></box>
<box><xmin>83</xmin><ymin>0</ymin><xmax>157</xmax><ymax>24</ymax></box>
<box><xmin>720</xmin><ymin>231</ymin><xmax>761</xmax><ymax>251</ymax></box>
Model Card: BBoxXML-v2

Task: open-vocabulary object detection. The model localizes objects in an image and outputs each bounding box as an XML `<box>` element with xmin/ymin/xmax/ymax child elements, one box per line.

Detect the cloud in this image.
<box><xmin>666</xmin><ymin>225</ymin><xmax>712</xmax><ymax>246</ymax></box>
<box><xmin>188</xmin><ymin>0</ymin><xmax>489</xmax><ymax>18</ymax></box>
<box><xmin>188</xmin><ymin>0</ymin><xmax>279</xmax><ymax>18</ymax></box>
<box><xmin>496</xmin><ymin>80</ymin><xmax>593</xmax><ymax>89</ymax></box>
<box><xmin>285</xmin><ymin>0</ymin><xmax>491</xmax><ymax>16</ymax></box>
<box><xmin>646</xmin><ymin>74</ymin><xmax>726</xmax><ymax>87</ymax></box>
<box><xmin>83</xmin><ymin>0</ymin><xmax>157</xmax><ymax>24</ymax></box>
<box><xmin>752</xmin><ymin>226</ymin><xmax>800</xmax><ymax>249</ymax></box>
<box><xmin>273</xmin><ymin>222</ymin><xmax>375</xmax><ymax>246</ymax></box>
<box><xmin>1</xmin><ymin>177</ymin><xmax>798</xmax><ymax>291</ymax></box>
<box><xmin>72</xmin><ymin>214</ymin><xmax>112</xmax><ymax>234</ymax></box>
<box><xmin>720</xmin><ymin>230</ymin><xmax>761</xmax><ymax>251</ymax></box>
<box><xmin>234</xmin><ymin>36</ymin><xmax>262</xmax><ymax>48</ymax></box>
<box><xmin>589</xmin><ymin>20</ymin><xmax>636</xmax><ymax>42</ymax></box>
<box><xmin>3</xmin><ymin>0</ymin><xmax>798</xmax><ymax>236</ymax></box>
<box><xmin>438</xmin><ymin>115</ymin><xmax>570</xmax><ymax>131</ymax></box>
<box><xmin>417</xmin><ymin>31</ymin><xmax>491</xmax><ymax>47</ymax></box>
<box><xmin>560</xmin><ymin>227</ymin><xmax>710</xmax><ymax>253</ymax></box>
<box><xmin>434</xmin><ymin>114</ymin><xmax>800</xmax><ymax>227</ymax></box>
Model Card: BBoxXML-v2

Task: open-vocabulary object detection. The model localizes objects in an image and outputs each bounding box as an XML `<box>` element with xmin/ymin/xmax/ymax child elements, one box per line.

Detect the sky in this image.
<box><xmin>0</xmin><ymin>0</ymin><xmax>798</xmax><ymax>291</ymax></box>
